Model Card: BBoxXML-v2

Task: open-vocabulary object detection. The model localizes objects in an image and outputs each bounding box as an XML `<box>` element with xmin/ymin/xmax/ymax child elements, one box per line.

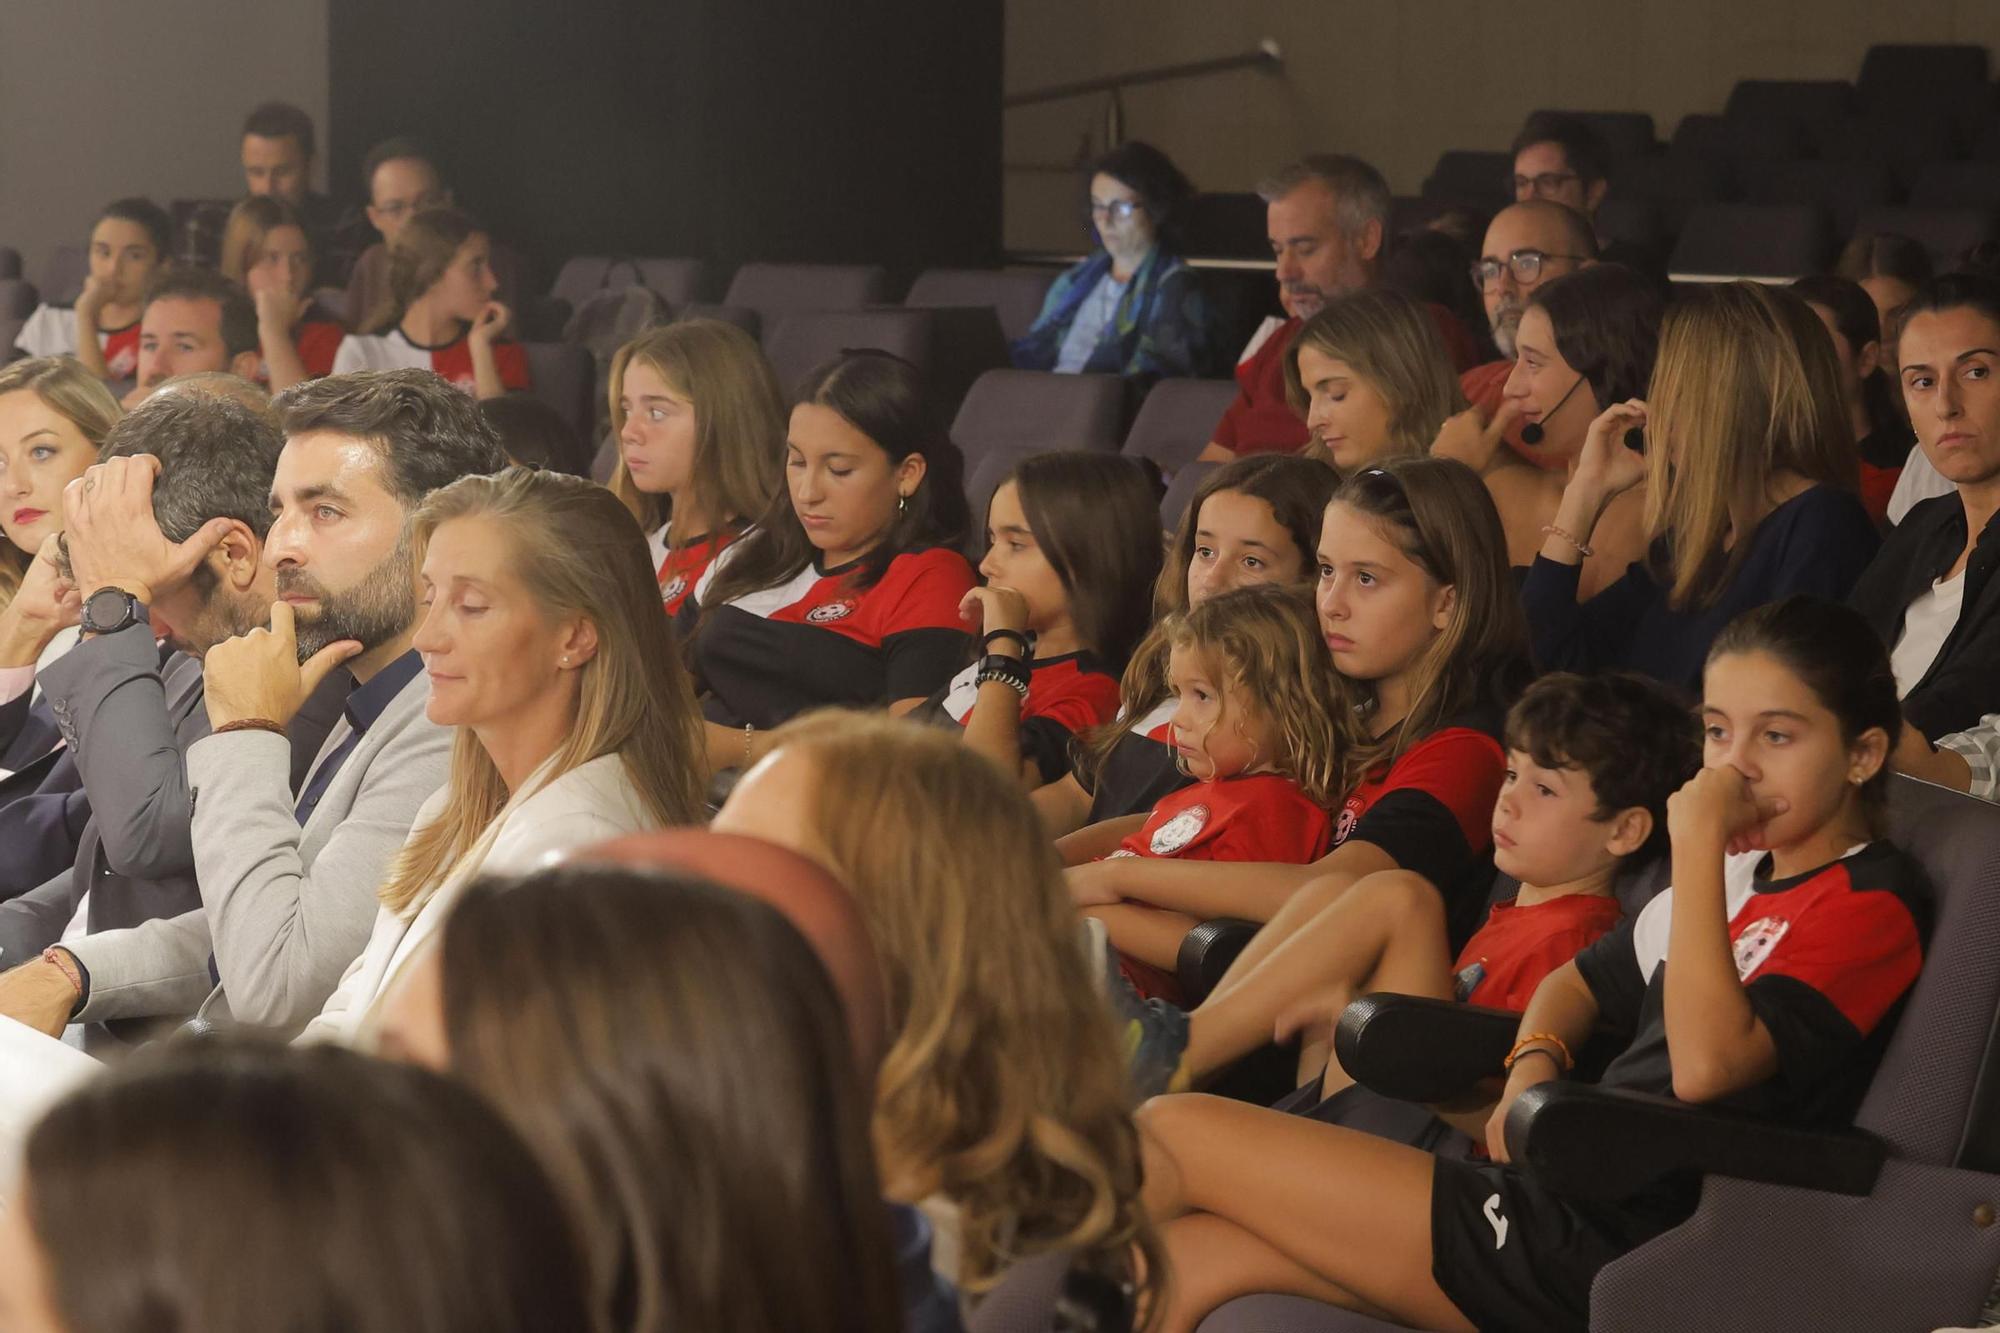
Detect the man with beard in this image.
<box><xmin>0</xmin><ymin>369</ymin><xmax>504</xmax><ymax>1042</ymax></box>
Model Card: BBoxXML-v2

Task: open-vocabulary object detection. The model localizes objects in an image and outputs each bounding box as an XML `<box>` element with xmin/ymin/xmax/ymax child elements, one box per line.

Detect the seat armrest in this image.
<box><xmin>1333</xmin><ymin>993</ymin><xmax>1520</xmax><ymax>1104</ymax></box>
<box><xmin>1504</xmin><ymin>1081</ymin><xmax>1885</xmax><ymax>1202</ymax></box>
<box><xmin>1176</xmin><ymin>918</ymin><xmax>1259</xmax><ymax>1003</ymax></box>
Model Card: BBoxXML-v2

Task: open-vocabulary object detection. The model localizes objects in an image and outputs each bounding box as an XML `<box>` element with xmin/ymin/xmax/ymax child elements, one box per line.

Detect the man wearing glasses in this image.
<box><xmin>1509</xmin><ymin>113</ymin><xmax>1612</xmax><ymax>222</ymax></box>
<box><xmin>341</xmin><ymin>137</ymin><xmax>525</xmax><ymax>329</ymax></box>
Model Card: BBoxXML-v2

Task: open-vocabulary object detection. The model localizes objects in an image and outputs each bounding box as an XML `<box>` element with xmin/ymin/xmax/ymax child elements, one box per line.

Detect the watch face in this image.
<box><xmin>84</xmin><ymin>588</ymin><xmax>134</xmax><ymax>632</ymax></box>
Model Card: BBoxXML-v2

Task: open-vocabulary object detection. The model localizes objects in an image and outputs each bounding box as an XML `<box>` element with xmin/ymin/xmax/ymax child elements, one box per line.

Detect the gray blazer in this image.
<box><xmin>67</xmin><ymin>664</ymin><xmax>449</xmax><ymax>1039</ymax></box>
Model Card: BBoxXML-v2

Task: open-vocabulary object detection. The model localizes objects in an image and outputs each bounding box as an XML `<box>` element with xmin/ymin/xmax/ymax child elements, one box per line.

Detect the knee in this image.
<box><xmin>1346</xmin><ymin>868</ymin><xmax>1445</xmax><ymax>929</ymax></box>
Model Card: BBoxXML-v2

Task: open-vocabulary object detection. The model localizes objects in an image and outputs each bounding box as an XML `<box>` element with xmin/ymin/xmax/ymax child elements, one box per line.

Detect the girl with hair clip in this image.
<box><xmin>684</xmin><ymin>350</ymin><xmax>976</xmax><ymax>776</ymax></box>
<box><xmin>1076</xmin><ymin>584</ymin><xmax>1346</xmax><ymax>998</ymax></box>
<box><xmin>1134</xmin><ymin>596</ymin><xmax>1925</xmax><ymax>1333</ymax></box>
<box><xmin>1791</xmin><ymin>273</ymin><xmax>1914</xmax><ymax>527</ymax></box>
<box><xmin>924</xmin><ymin>451</ymin><xmax>1163</xmax><ymax>790</ymax></box>
<box><xmin>711</xmin><ymin>712</ymin><xmax>1162</xmax><ymax>1317</ymax></box>
<box><xmin>219</xmin><ymin>195</ymin><xmax>346</xmax><ymax>391</ymax></box>
<box><xmin>0</xmin><ymin>358</ymin><xmax>120</xmax><ymax>619</ymax></box>
<box><xmin>1037</xmin><ymin>454</ymin><xmax>1340</xmax><ymax>845</ymax></box>
<box><xmin>1283</xmin><ymin>287</ymin><xmax>1465</xmax><ymax>473</ymax></box>
<box><xmin>0</xmin><ymin>1039</ymin><xmax>593</xmax><ymax>1333</ymax></box>
<box><xmin>298</xmin><ymin>466</ymin><xmax>706</xmax><ymax>1045</ymax></box>
<box><xmin>1524</xmin><ymin>280</ymin><xmax>1879</xmax><ymax>692</ymax></box>
<box><xmin>1433</xmin><ymin>263</ymin><xmax>1663</xmax><ymax>591</ymax></box>
<box><xmin>333</xmin><ymin>207</ymin><xmax>529</xmax><ymax>399</ymax></box>
<box><xmin>608</xmin><ymin>319</ymin><xmax>787</xmax><ymax>614</ymax></box>
<box><xmin>372</xmin><ymin>863</ymin><xmax>911</xmax><ymax>1333</ymax></box>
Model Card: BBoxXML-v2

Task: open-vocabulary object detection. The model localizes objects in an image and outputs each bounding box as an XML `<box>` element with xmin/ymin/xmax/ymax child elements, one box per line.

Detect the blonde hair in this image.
<box><xmin>1160</xmin><ymin>584</ymin><xmax>1345</xmax><ymax>807</ymax></box>
<box><xmin>606</xmin><ymin>321</ymin><xmax>786</xmax><ymax>537</ymax></box>
<box><xmin>1644</xmin><ymin>282</ymin><xmax>1857</xmax><ymax>611</ymax></box>
<box><xmin>763</xmin><ymin>711</ymin><xmax>1163</xmax><ymax>1307</ymax></box>
<box><xmin>377</xmin><ymin>468</ymin><xmax>706</xmax><ymax>915</ymax></box>
<box><xmin>1283</xmin><ymin>288</ymin><xmax>1465</xmax><ymax>466</ymax></box>
<box><xmin>218</xmin><ymin>195</ymin><xmax>311</xmax><ymax>289</ymax></box>
<box><xmin>367</xmin><ymin>206</ymin><xmax>480</xmax><ymax>334</ymax></box>
<box><xmin>0</xmin><ymin>357</ymin><xmax>122</xmax><ymax>602</ymax></box>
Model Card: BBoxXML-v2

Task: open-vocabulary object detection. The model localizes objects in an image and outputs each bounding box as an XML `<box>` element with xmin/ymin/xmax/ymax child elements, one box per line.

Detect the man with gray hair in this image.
<box><xmin>1200</xmin><ymin>153</ymin><xmax>1480</xmax><ymax>462</ymax></box>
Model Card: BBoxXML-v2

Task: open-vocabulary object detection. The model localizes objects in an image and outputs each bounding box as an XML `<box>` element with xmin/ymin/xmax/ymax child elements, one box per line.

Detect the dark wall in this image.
<box><xmin>328</xmin><ymin>0</ymin><xmax>1002</xmax><ymax>295</ymax></box>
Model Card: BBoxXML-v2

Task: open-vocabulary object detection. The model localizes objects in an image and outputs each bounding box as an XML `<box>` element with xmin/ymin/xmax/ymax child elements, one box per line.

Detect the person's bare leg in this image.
<box><xmin>1151</xmin><ymin>1213</ymin><xmax>1386</xmax><ymax>1333</ymax></box>
<box><xmin>1201</xmin><ymin>869</ymin><xmax>1357</xmax><ymax>1000</ymax></box>
<box><xmin>1183</xmin><ymin>870</ymin><xmax>1454</xmax><ymax>1082</ymax></box>
<box><xmin>1088</xmin><ymin>902</ymin><xmax>1203</xmax><ymax>972</ymax></box>
<box><xmin>1139</xmin><ymin>1092</ymin><xmax>1476</xmax><ymax>1332</ymax></box>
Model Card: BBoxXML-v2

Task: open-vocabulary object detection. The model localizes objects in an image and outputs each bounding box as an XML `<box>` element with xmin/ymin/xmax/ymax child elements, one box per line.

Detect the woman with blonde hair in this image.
<box><xmin>1283</xmin><ymin>287</ymin><xmax>1464</xmax><ymax>472</ymax></box>
<box><xmin>218</xmin><ymin>195</ymin><xmax>346</xmax><ymax>391</ymax></box>
<box><xmin>1523</xmin><ymin>280</ymin><xmax>1878</xmax><ymax>691</ymax></box>
<box><xmin>0</xmin><ymin>357</ymin><xmax>121</xmax><ymax>629</ymax></box>
<box><xmin>332</xmin><ymin>207</ymin><xmax>529</xmax><ymax>399</ymax></box>
<box><xmin>299</xmin><ymin>466</ymin><xmax>706</xmax><ymax>1044</ymax></box>
<box><xmin>713</xmin><ymin>710</ymin><xmax>1162</xmax><ymax>1319</ymax></box>
<box><xmin>607</xmin><ymin>320</ymin><xmax>787</xmax><ymax>612</ymax></box>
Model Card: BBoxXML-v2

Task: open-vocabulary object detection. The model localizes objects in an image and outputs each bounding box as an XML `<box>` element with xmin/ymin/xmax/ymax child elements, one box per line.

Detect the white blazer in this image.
<box><xmin>299</xmin><ymin>751</ymin><xmax>658</xmax><ymax>1046</ymax></box>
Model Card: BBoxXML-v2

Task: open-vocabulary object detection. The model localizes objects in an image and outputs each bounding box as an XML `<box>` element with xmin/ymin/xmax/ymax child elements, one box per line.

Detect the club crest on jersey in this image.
<box><xmin>1732</xmin><ymin>915</ymin><xmax>1791</xmax><ymax>980</ymax></box>
<box><xmin>660</xmin><ymin>574</ymin><xmax>688</xmax><ymax>606</ymax></box>
<box><xmin>1334</xmin><ymin>802</ymin><xmax>1359</xmax><ymax>845</ymax></box>
<box><xmin>1150</xmin><ymin>804</ymin><xmax>1210</xmax><ymax>855</ymax></box>
<box><xmin>806</xmin><ymin>600</ymin><xmax>856</xmax><ymax>624</ymax></box>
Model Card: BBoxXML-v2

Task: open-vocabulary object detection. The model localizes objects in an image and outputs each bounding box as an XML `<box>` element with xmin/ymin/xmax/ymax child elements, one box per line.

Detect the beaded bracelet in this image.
<box><xmin>1539</xmin><ymin>523</ymin><xmax>1594</xmax><ymax>558</ymax></box>
<box><xmin>975</xmin><ymin>653</ymin><xmax>1030</xmax><ymax>700</ymax></box>
<box><xmin>1504</xmin><ymin>1031</ymin><xmax>1575</xmax><ymax>1073</ymax></box>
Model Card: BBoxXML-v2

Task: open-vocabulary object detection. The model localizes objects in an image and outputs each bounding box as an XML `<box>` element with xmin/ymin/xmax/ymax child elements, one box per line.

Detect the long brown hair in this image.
<box><xmin>1325</xmin><ymin>458</ymin><xmax>1531</xmax><ymax>796</ymax></box>
<box><xmin>367</xmin><ymin>205</ymin><xmax>481</xmax><ymax>334</ymax></box>
<box><xmin>0</xmin><ymin>356</ymin><xmax>122</xmax><ymax>602</ymax></box>
<box><xmin>1283</xmin><ymin>287</ymin><xmax>1466</xmax><ymax>465</ymax></box>
<box><xmin>436</xmin><ymin>864</ymin><xmax>904</xmax><ymax>1333</ymax></box>
<box><xmin>607</xmin><ymin>320</ymin><xmax>787</xmax><ymax>537</ymax></box>
<box><xmin>218</xmin><ymin>193</ymin><xmax>312</xmax><ymax>290</ymax></box>
<box><xmin>764</xmin><ymin>711</ymin><xmax>1163</xmax><ymax>1307</ymax></box>
<box><xmin>377</xmin><ymin>468</ymin><xmax>705</xmax><ymax>915</ymax></box>
<box><xmin>1003</xmin><ymin>451</ymin><xmax>1163</xmax><ymax>667</ymax></box>
<box><xmin>21</xmin><ymin>1038</ymin><xmax>594</xmax><ymax>1333</ymax></box>
<box><xmin>1644</xmin><ymin>281</ymin><xmax>1856</xmax><ymax>611</ymax></box>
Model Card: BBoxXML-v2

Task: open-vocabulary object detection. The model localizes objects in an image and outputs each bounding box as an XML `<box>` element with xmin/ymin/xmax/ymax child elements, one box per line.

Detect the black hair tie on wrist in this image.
<box><xmin>982</xmin><ymin>628</ymin><xmax>1031</xmax><ymax>654</ymax></box>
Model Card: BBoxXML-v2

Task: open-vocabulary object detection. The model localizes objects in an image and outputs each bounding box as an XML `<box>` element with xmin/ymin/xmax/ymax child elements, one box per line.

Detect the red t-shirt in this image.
<box><xmin>1459</xmin><ymin>358</ymin><xmax>1549</xmax><ymax>470</ymax></box>
<box><xmin>658</xmin><ymin>527</ymin><xmax>739</xmax><ymax>615</ymax></box>
<box><xmin>933</xmin><ymin>649</ymin><xmax>1122</xmax><ymax>785</ymax></box>
<box><xmin>255</xmin><ymin>318</ymin><xmax>347</xmax><ymax>385</ymax></box>
<box><xmin>1109</xmin><ymin>772</ymin><xmax>1333</xmax><ymax>865</ymax></box>
<box><xmin>1859</xmin><ymin>459</ymin><xmax>1901</xmax><ymax>529</ymax></box>
<box><xmin>1452</xmin><ymin>892</ymin><xmax>1626</xmax><ymax>1011</ymax></box>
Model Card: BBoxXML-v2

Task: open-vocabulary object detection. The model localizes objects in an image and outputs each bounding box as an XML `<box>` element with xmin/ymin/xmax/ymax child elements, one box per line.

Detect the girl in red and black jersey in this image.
<box><xmin>683</xmin><ymin>351</ymin><xmax>976</xmax><ymax>773</ymax></box>
<box><xmin>220</xmin><ymin>195</ymin><xmax>347</xmax><ymax>392</ymax></box>
<box><xmin>1039</xmin><ymin>454</ymin><xmax>1340</xmax><ymax>847</ymax></box>
<box><xmin>1134</xmin><ymin>596</ymin><xmax>1925</xmax><ymax>1333</ymax></box>
<box><xmin>606</xmin><ymin>321</ymin><xmax>786</xmax><ymax>615</ymax></box>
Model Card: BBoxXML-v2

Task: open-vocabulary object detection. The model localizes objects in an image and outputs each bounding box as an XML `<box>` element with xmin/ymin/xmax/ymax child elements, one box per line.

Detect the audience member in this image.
<box><xmin>1524</xmin><ymin>281</ymin><xmax>1878</xmax><ymax>691</ymax></box>
<box><xmin>1509</xmin><ymin>111</ymin><xmax>1657</xmax><ymax>275</ymax></box>
<box><xmin>683</xmin><ymin>351</ymin><xmax>974</xmax><ymax>773</ymax></box>
<box><xmin>1038</xmin><ymin>455</ymin><xmax>1338</xmax><ymax>844</ymax></box>
<box><xmin>1793</xmin><ymin>274</ymin><xmax>1915</xmax><ymax>527</ymax></box>
<box><xmin>1201</xmin><ymin>155</ymin><xmax>1480</xmax><ymax>463</ymax></box>
<box><xmin>335</xmin><ymin>208</ymin><xmax>529</xmax><ymax>398</ymax></box>
<box><xmin>343</xmin><ymin>137</ymin><xmax>528</xmax><ymax>329</ymax></box>
<box><xmin>2</xmin><ymin>1039</ymin><xmax>592</xmax><ymax>1333</ymax></box>
<box><xmin>1837</xmin><ymin>231</ymin><xmax>1933</xmax><ymax>349</ymax></box>
<box><xmin>1379</xmin><ymin>227</ymin><xmax>1490</xmax><ymax>359</ymax></box>
<box><xmin>715</xmin><ymin>711</ymin><xmax>1161</xmax><ymax>1306</ymax></box>
<box><xmin>376</xmin><ymin>862</ymin><xmax>911</xmax><ymax>1333</ymax></box>
<box><xmin>1283</xmin><ymin>287</ymin><xmax>1465</xmax><ymax>471</ymax></box>
<box><xmin>478</xmin><ymin>393</ymin><xmax>589</xmax><ymax>475</ymax></box>
<box><xmin>933</xmin><ymin>451</ymin><xmax>1160</xmax><ymax>790</ymax></box>
<box><xmin>299</xmin><ymin>468</ymin><xmax>705</xmax><ymax>1043</ymax></box>
<box><xmin>219</xmin><ymin>196</ymin><xmax>346</xmax><ymax>391</ymax></box>
<box><xmin>1137</xmin><ymin>596</ymin><xmax>1921</xmax><ymax>1331</ymax></box>
<box><xmin>239</xmin><ymin>101</ymin><xmax>343</xmax><ymax>270</ymax></box>
<box><xmin>0</xmin><ymin>359</ymin><xmax>119</xmax><ymax>616</ymax></box>
<box><xmin>1011</xmin><ymin>141</ymin><xmax>1213</xmax><ymax>382</ymax></box>
<box><xmin>13</xmin><ymin>199</ymin><xmax>172</xmax><ymax>382</ymax></box>
<box><xmin>1440</xmin><ymin>265</ymin><xmax>1663</xmax><ymax>581</ymax></box>
<box><xmin>608</xmin><ymin>321</ymin><xmax>787</xmax><ymax>613</ymax></box>
<box><xmin>124</xmin><ymin>267</ymin><xmax>262</xmax><ymax>407</ymax></box>
<box><xmin>0</xmin><ymin>369</ymin><xmax>503</xmax><ymax>1042</ymax></box>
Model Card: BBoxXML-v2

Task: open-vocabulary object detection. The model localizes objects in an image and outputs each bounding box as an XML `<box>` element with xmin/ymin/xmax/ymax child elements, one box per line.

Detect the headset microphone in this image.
<box><xmin>1624</xmin><ymin>425</ymin><xmax>1646</xmax><ymax>452</ymax></box>
<box><xmin>1519</xmin><ymin>375</ymin><xmax>1586</xmax><ymax>446</ymax></box>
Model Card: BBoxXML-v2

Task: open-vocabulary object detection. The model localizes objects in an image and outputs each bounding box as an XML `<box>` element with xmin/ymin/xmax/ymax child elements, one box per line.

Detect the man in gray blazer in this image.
<box><xmin>0</xmin><ymin>369</ymin><xmax>506</xmax><ymax>1040</ymax></box>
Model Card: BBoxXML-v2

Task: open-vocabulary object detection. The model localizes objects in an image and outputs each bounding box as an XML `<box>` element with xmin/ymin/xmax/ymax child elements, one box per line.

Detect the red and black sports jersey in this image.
<box><xmin>1575</xmin><ymin>841</ymin><xmax>1926</xmax><ymax>1126</ymax></box>
<box><xmin>658</xmin><ymin>526</ymin><xmax>740</xmax><ymax>616</ymax></box>
<box><xmin>922</xmin><ymin>649</ymin><xmax>1121</xmax><ymax>784</ymax></box>
<box><xmin>14</xmin><ymin>305</ymin><xmax>140</xmax><ymax>377</ymax></box>
<box><xmin>1078</xmin><ymin>696</ymin><xmax>1194</xmax><ymax>821</ymax></box>
<box><xmin>255</xmin><ymin>314</ymin><xmax>346</xmax><ymax>384</ymax></box>
<box><xmin>332</xmin><ymin>328</ymin><xmax>531</xmax><ymax>395</ymax></box>
<box><xmin>1334</xmin><ymin>710</ymin><xmax>1508</xmax><ymax>947</ymax></box>
<box><xmin>1107</xmin><ymin>772</ymin><xmax>1333</xmax><ymax>866</ymax></box>
<box><xmin>689</xmin><ymin>544</ymin><xmax>976</xmax><ymax>728</ymax></box>
<box><xmin>1453</xmin><ymin>892</ymin><xmax>1626</xmax><ymax>1011</ymax></box>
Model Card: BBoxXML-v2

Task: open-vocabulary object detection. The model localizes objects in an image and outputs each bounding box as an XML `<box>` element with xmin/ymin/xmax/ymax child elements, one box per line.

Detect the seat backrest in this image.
<box><xmin>1420</xmin><ymin>150</ymin><xmax>1511</xmax><ymax>211</ymax></box>
<box><xmin>1750</xmin><ymin>159</ymin><xmax>1895</xmax><ymax>236</ymax></box>
<box><xmin>762</xmin><ymin>308</ymin><xmax>934</xmax><ymax>399</ymax></box>
<box><xmin>1667</xmin><ymin>202</ymin><xmax>1832</xmax><ymax>279</ymax></box>
<box><xmin>1178</xmin><ymin>191</ymin><xmax>1271</xmax><ymax>259</ymax></box>
<box><xmin>1530</xmin><ymin>109</ymin><xmax>1657</xmax><ymax>161</ymax></box>
<box><xmin>519</xmin><ymin>341</ymin><xmax>597</xmax><ymax>443</ymax></box>
<box><xmin>1858</xmin><ymin>43</ymin><xmax>1989</xmax><ymax>104</ymax></box>
<box><xmin>35</xmin><ymin>246</ymin><xmax>85</xmax><ymax>306</ymax></box>
<box><xmin>1910</xmin><ymin>161</ymin><xmax>2000</xmax><ymax>212</ymax></box>
<box><xmin>723</xmin><ymin>262</ymin><xmax>892</xmax><ymax>324</ymax></box>
<box><xmin>1610</xmin><ymin>156</ymin><xmax>1727</xmax><ymax>231</ymax></box>
<box><xmin>1853</xmin><ymin>205</ymin><xmax>1999</xmax><ymax>271</ymax></box>
<box><xmin>1725</xmin><ymin>79</ymin><xmax>1854</xmax><ymax>130</ymax></box>
<box><xmin>559</xmin><ymin>287</ymin><xmax>673</xmax><ymax>439</ymax></box>
<box><xmin>1122</xmin><ymin>377</ymin><xmax>1238</xmax><ymax>474</ymax></box>
<box><xmin>1670</xmin><ymin>114</ymin><xmax>1804</xmax><ymax>177</ymax></box>
<box><xmin>0</xmin><ymin>279</ymin><xmax>39</xmax><ymax>321</ymax></box>
<box><xmin>905</xmin><ymin>267</ymin><xmax>1055</xmax><ymax>343</ymax></box>
<box><xmin>1158</xmin><ymin>458</ymin><xmax>1219</xmax><ymax>530</ymax></box>
<box><xmin>951</xmin><ymin>369</ymin><xmax>1123</xmax><ymax>472</ymax></box>
<box><xmin>676</xmin><ymin>302</ymin><xmax>761</xmax><ymax>338</ymax></box>
<box><xmin>0</xmin><ymin>248</ymin><xmax>23</xmax><ymax>282</ymax></box>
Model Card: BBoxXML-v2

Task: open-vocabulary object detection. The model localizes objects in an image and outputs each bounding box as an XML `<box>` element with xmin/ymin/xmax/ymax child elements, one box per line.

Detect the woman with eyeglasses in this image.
<box><xmin>1010</xmin><ymin>141</ymin><xmax>1214</xmax><ymax>384</ymax></box>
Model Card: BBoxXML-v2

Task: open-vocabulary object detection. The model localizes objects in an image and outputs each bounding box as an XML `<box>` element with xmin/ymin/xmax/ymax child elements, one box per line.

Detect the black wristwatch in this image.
<box><xmin>80</xmin><ymin>587</ymin><xmax>147</xmax><ymax>636</ymax></box>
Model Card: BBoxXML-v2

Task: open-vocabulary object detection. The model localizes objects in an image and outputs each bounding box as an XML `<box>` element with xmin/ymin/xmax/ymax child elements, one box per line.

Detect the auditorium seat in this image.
<box><xmin>1158</xmin><ymin>459</ymin><xmax>1221</xmax><ymax>530</ymax></box>
<box><xmin>1723</xmin><ymin>78</ymin><xmax>1854</xmax><ymax>136</ymax></box>
<box><xmin>1122</xmin><ymin>378</ymin><xmax>1238</xmax><ymax>477</ymax></box>
<box><xmin>1910</xmin><ymin>161</ymin><xmax>2000</xmax><ymax>212</ymax></box>
<box><xmin>1853</xmin><ymin>205</ymin><xmax>1998</xmax><ymax>270</ymax></box>
<box><xmin>722</xmin><ymin>262</ymin><xmax>893</xmax><ymax>328</ymax></box>
<box><xmin>1667</xmin><ymin>202</ymin><xmax>1832</xmax><ymax>280</ymax></box>
<box><xmin>35</xmin><ymin>246</ymin><xmax>85</xmax><ymax>306</ymax></box>
<box><xmin>1668</xmin><ymin>114</ymin><xmax>1804</xmax><ymax>192</ymax></box>
<box><xmin>0</xmin><ymin>279</ymin><xmax>39</xmax><ymax>321</ymax></box>
<box><xmin>1196</xmin><ymin>776</ymin><xmax>2000</xmax><ymax>1332</ymax></box>
<box><xmin>1419</xmin><ymin>150</ymin><xmax>1511</xmax><ymax>213</ymax></box>
<box><xmin>548</xmin><ymin>256</ymin><xmax>706</xmax><ymax>314</ymax></box>
<box><xmin>0</xmin><ymin>248</ymin><xmax>23</xmax><ymax>282</ymax></box>
<box><xmin>1857</xmin><ymin>43</ymin><xmax>1991</xmax><ymax>123</ymax></box>
<box><xmin>763</xmin><ymin>308</ymin><xmax>935</xmax><ymax>397</ymax></box>
<box><xmin>904</xmin><ymin>267</ymin><xmax>1055</xmax><ymax>343</ymax></box>
<box><xmin>951</xmin><ymin>368</ymin><xmax>1123</xmax><ymax>522</ymax></box>
<box><xmin>520</xmin><ymin>341</ymin><xmax>596</xmax><ymax>441</ymax></box>
<box><xmin>1610</xmin><ymin>155</ymin><xmax>1728</xmax><ymax>232</ymax></box>
<box><xmin>1818</xmin><ymin>113</ymin><xmax>1960</xmax><ymax>188</ymax></box>
<box><xmin>675</xmin><ymin>302</ymin><xmax>761</xmax><ymax>338</ymax></box>
<box><xmin>1530</xmin><ymin>109</ymin><xmax>1656</xmax><ymax>161</ymax></box>
<box><xmin>1748</xmin><ymin>159</ymin><xmax>1895</xmax><ymax>237</ymax></box>
<box><xmin>1179</xmin><ymin>192</ymin><xmax>1272</xmax><ymax>259</ymax></box>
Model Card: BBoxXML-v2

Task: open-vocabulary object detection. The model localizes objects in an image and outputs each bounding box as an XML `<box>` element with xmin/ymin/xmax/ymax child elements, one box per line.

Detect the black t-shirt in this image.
<box><xmin>1076</xmin><ymin>697</ymin><xmax>1193</xmax><ymax>822</ymax></box>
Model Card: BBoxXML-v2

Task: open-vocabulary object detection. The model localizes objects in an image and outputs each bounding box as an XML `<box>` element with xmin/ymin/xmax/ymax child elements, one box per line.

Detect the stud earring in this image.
<box><xmin>898</xmin><ymin>493</ymin><xmax>908</xmax><ymax>513</ymax></box>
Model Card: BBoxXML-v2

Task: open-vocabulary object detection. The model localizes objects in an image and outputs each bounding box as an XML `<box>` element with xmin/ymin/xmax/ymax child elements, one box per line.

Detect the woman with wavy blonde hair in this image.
<box><xmin>1282</xmin><ymin>288</ymin><xmax>1465</xmax><ymax>472</ymax></box>
<box><xmin>298</xmin><ymin>466</ymin><xmax>706</xmax><ymax>1044</ymax></box>
<box><xmin>0</xmin><ymin>357</ymin><xmax>120</xmax><ymax>612</ymax></box>
<box><xmin>713</xmin><ymin>709</ymin><xmax>1162</xmax><ymax>1319</ymax></box>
